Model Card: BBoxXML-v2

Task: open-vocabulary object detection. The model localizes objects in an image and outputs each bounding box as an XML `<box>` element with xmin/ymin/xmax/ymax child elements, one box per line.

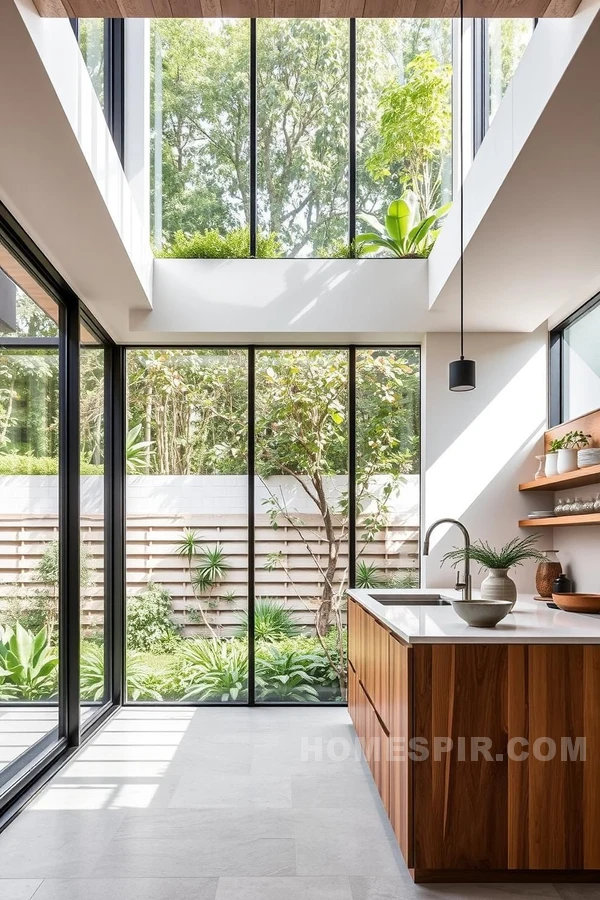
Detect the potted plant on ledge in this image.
<box><xmin>442</xmin><ymin>535</ymin><xmax>545</xmax><ymax>609</ymax></box>
<box><xmin>556</xmin><ymin>430</ymin><xmax>591</xmax><ymax>475</ymax></box>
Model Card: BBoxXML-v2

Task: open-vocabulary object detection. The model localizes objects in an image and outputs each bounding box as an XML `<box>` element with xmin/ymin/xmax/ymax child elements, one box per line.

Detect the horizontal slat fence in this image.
<box><xmin>0</xmin><ymin>513</ymin><xmax>419</xmax><ymax>636</ymax></box>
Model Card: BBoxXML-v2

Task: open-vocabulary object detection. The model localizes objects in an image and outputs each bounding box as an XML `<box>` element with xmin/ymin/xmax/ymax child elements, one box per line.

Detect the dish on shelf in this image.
<box><xmin>527</xmin><ymin>511</ymin><xmax>555</xmax><ymax>518</ymax></box>
<box><xmin>578</xmin><ymin>449</ymin><xmax>600</xmax><ymax>467</ymax></box>
<box><xmin>552</xmin><ymin>593</ymin><xmax>600</xmax><ymax>614</ymax></box>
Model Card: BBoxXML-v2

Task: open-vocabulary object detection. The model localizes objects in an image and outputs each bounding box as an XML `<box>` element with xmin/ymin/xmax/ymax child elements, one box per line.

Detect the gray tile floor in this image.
<box><xmin>0</xmin><ymin>707</ymin><xmax>596</xmax><ymax>899</ymax></box>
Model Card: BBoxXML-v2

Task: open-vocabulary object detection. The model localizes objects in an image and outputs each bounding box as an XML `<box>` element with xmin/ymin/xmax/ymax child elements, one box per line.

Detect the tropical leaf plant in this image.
<box><xmin>355</xmin><ymin>191</ymin><xmax>451</xmax><ymax>259</ymax></box>
<box><xmin>0</xmin><ymin>623</ymin><xmax>58</xmax><ymax>701</ymax></box>
<box><xmin>179</xmin><ymin>638</ymin><xmax>248</xmax><ymax>702</ymax></box>
<box><xmin>256</xmin><ymin>646</ymin><xmax>320</xmax><ymax>702</ymax></box>
<box><xmin>126</xmin><ymin>423</ymin><xmax>154</xmax><ymax>474</ymax></box>
<box><xmin>236</xmin><ymin>598</ymin><xmax>299</xmax><ymax>641</ymax></box>
<box><xmin>80</xmin><ymin>642</ymin><xmax>106</xmax><ymax>701</ymax></box>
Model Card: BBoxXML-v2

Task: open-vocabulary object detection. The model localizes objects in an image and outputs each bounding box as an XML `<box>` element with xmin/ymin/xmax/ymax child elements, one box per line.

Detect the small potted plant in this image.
<box><xmin>442</xmin><ymin>535</ymin><xmax>545</xmax><ymax>609</ymax></box>
<box><xmin>544</xmin><ymin>438</ymin><xmax>563</xmax><ymax>477</ymax></box>
<box><xmin>557</xmin><ymin>430</ymin><xmax>591</xmax><ymax>475</ymax></box>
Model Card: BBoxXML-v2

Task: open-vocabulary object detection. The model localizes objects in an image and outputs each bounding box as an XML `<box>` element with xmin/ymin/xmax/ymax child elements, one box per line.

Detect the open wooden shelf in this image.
<box><xmin>519</xmin><ymin>513</ymin><xmax>600</xmax><ymax>527</ymax></box>
<box><xmin>519</xmin><ymin>464</ymin><xmax>600</xmax><ymax>493</ymax></box>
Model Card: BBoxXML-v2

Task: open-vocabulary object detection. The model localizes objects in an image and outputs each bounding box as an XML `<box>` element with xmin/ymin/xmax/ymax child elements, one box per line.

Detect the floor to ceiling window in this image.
<box><xmin>125</xmin><ymin>347</ymin><xmax>420</xmax><ymax>705</ymax></box>
<box><xmin>80</xmin><ymin>325</ymin><xmax>108</xmax><ymax>719</ymax></box>
<box><xmin>77</xmin><ymin>19</ymin><xmax>105</xmax><ymax>109</ymax></box>
<box><xmin>487</xmin><ymin>19</ymin><xmax>534</xmax><ymax>127</ymax></box>
<box><xmin>474</xmin><ymin>18</ymin><xmax>535</xmax><ymax>151</ymax></box>
<box><xmin>256</xmin><ymin>21</ymin><xmax>350</xmax><ymax>259</ymax></box>
<box><xmin>151</xmin><ymin>18</ymin><xmax>453</xmax><ymax>259</ymax></box>
<box><xmin>356</xmin><ymin>19</ymin><xmax>453</xmax><ymax>228</ymax></box>
<box><xmin>125</xmin><ymin>349</ymin><xmax>249</xmax><ymax>702</ymax></box>
<box><xmin>150</xmin><ymin>19</ymin><xmax>251</xmax><ymax>254</ymax></box>
<box><xmin>0</xmin><ymin>250</ymin><xmax>62</xmax><ymax>782</ymax></box>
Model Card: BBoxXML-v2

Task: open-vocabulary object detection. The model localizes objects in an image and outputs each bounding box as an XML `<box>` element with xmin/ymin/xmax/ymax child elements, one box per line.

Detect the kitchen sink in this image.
<box><xmin>367</xmin><ymin>593</ymin><xmax>451</xmax><ymax>606</ymax></box>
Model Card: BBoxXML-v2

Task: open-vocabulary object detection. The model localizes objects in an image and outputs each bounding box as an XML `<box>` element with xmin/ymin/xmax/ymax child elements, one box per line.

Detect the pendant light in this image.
<box><xmin>449</xmin><ymin>0</ymin><xmax>476</xmax><ymax>392</ymax></box>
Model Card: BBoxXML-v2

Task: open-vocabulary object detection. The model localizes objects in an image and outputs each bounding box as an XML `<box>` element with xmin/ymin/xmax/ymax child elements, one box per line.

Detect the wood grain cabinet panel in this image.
<box><xmin>516</xmin><ymin>644</ymin><xmax>600</xmax><ymax>871</ymax></box>
<box><xmin>347</xmin><ymin>598</ymin><xmax>600</xmax><ymax>880</ymax></box>
<box><xmin>413</xmin><ymin>643</ymin><xmax>509</xmax><ymax>872</ymax></box>
<box><xmin>388</xmin><ymin>634</ymin><xmax>413</xmax><ymax>867</ymax></box>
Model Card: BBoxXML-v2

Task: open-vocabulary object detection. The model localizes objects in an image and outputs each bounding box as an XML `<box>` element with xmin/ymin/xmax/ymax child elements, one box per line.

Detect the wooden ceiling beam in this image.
<box><xmin>32</xmin><ymin>0</ymin><xmax>582</xmax><ymax>14</ymax></box>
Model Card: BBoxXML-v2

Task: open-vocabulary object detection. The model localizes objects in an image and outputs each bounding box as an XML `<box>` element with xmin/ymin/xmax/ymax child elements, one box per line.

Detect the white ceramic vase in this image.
<box><xmin>544</xmin><ymin>452</ymin><xmax>558</xmax><ymax>477</ymax></box>
<box><xmin>480</xmin><ymin>568</ymin><xmax>517</xmax><ymax>611</ymax></box>
<box><xmin>557</xmin><ymin>448</ymin><xmax>578</xmax><ymax>475</ymax></box>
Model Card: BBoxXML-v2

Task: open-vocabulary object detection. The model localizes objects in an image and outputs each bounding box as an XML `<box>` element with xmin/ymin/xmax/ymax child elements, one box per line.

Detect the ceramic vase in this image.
<box><xmin>557</xmin><ymin>448</ymin><xmax>578</xmax><ymax>475</ymax></box>
<box><xmin>535</xmin><ymin>550</ymin><xmax>562</xmax><ymax>599</ymax></box>
<box><xmin>534</xmin><ymin>455</ymin><xmax>545</xmax><ymax>479</ymax></box>
<box><xmin>544</xmin><ymin>452</ymin><xmax>558</xmax><ymax>477</ymax></box>
<box><xmin>481</xmin><ymin>568</ymin><xmax>517</xmax><ymax>611</ymax></box>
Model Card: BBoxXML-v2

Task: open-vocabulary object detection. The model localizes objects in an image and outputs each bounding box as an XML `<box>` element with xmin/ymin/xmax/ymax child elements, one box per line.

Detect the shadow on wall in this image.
<box><xmin>145</xmin><ymin>258</ymin><xmax>429</xmax><ymax>335</ymax></box>
<box><xmin>424</xmin><ymin>332</ymin><xmax>548</xmax><ymax>592</ymax></box>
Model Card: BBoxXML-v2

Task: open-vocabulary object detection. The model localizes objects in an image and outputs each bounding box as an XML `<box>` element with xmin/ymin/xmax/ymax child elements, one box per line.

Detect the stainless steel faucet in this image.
<box><xmin>423</xmin><ymin>518</ymin><xmax>473</xmax><ymax>601</ymax></box>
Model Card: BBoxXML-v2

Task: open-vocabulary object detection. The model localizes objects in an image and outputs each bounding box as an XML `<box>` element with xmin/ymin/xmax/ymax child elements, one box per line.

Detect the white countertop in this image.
<box><xmin>347</xmin><ymin>588</ymin><xmax>600</xmax><ymax>644</ymax></box>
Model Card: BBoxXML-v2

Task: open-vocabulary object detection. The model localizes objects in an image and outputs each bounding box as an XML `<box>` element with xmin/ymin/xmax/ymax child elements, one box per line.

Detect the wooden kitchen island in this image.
<box><xmin>347</xmin><ymin>589</ymin><xmax>600</xmax><ymax>883</ymax></box>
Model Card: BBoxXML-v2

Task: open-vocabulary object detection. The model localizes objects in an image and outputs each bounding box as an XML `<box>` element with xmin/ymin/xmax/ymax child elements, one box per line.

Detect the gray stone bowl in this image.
<box><xmin>451</xmin><ymin>599</ymin><xmax>513</xmax><ymax>628</ymax></box>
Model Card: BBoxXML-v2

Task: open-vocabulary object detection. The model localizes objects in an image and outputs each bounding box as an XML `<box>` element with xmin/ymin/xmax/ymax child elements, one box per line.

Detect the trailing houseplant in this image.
<box><xmin>442</xmin><ymin>535</ymin><xmax>545</xmax><ymax>608</ymax></box>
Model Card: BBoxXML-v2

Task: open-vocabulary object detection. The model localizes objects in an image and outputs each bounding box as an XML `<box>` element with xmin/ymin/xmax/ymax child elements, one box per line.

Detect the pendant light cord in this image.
<box><xmin>459</xmin><ymin>0</ymin><xmax>465</xmax><ymax>360</ymax></box>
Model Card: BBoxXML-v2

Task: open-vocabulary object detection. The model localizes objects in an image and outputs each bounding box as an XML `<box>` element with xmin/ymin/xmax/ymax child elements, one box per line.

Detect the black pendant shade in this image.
<box><xmin>448</xmin><ymin>0</ymin><xmax>476</xmax><ymax>393</ymax></box>
<box><xmin>449</xmin><ymin>357</ymin><xmax>476</xmax><ymax>392</ymax></box>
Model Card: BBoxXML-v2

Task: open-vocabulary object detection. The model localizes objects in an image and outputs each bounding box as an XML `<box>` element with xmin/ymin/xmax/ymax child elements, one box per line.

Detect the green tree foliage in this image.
<box><xmin>151</xmin><ymin>19</ymin><xmax>251</xmax><ymax>242</ymax></box>
<box><xmin>366</xmin><ymin>52</ymin><xmax>452</xmax><ymax>218</ymax></box>
<box><xmin>151</xmin><ymin>18</ymin><xmax>453</xmax><ymax>257</ymax></box>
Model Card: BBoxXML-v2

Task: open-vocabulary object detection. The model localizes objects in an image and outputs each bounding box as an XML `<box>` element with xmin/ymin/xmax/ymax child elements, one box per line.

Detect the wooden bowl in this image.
<box><xmin>552</xmin><ymin>593</ymin><xmax>600</xmax><ymax>614</ymax></box>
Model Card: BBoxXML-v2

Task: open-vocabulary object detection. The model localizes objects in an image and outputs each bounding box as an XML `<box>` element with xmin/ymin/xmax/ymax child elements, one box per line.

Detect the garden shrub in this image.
<box><xmin>236</xmin><ymin>598</ymin><xmax>299</xmax><ymax>641</ymax></box>
<box><xmin>127</xmin><ymin>582</ymin><xmax>181</xmax><ymax>652</ymax></box>
<box><xmin>0</xmin><ymin>454</ymin><xmax>102</xmax><ymax>475</ymax></box>
<box><xmin>178</xmin><ymin>638</ymin><xmax>249</xmax><ymax>702</ymax></box>
<box><xmin>156</xmin><ymin>228</ymin><xmax>281</xmax><ymax>260</ymax></box>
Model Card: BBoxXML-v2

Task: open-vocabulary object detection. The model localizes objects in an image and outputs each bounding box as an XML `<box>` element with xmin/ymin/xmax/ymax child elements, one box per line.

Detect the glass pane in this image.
<box><xmin>563</xmin><ymin>304</ymin><xmax>600</xmax><ymax>422</ymax></box>
<box><xmin>257</xmin><ymin>20</ymin><xmax>350</xmax><ymax>259</ymax></box>
<box><xmin>0</xmin><ymin>259</ymin><xmax>60</xmax><ymax>780</ymax></box>
<box><xmin>79</xmin><ymin>19</ymin><xmax>105</xmax><ymax>109</ymax></box>
<box><xmin>80</xmin><ymin>335</ymin><xmax>107</xmax><ymax>720</ymax></box>
<box><xmin>356</xmin><ymin>19</ymin><xmax>452</xmax><ymax>253</ymax></box>
<box><xmin>151</xmin><ymin>20</ymin><xmax>251</xmax><ymax>256</ymax></box>
<box><xmin>488</xmin><ymin>19</ymin><xmax>534</xmax><ymax>127</ymax></box>
<box><xmin>355</xmin><ymin>349</ymin><xmax>421</xmax><ymax>592</ymax></box>
<box><xmin>126</xmin><ymin>349</ymin><xmax>248</xmax><ymax>703</ymax></box>
<box><xmin>255</xmin><ymin>349</ymin><xmax>348</xmax><ymax>703</ymax></box>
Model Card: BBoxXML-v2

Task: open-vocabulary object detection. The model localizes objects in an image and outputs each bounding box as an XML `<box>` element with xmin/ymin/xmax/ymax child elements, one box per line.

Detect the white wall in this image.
<box><xmin>422</xmin><ymin>328</ymin><xmax>548</xmax><ymax>592</ymax></box>
<box><xmin>130</xmin><ymin>258</ymin><xmax>436</xmax><ymax>344</ymax></box>
<box><xmin>0</xmin><ymin>474</ymin><xmax>419</xmax><ymax>523</ymax></box>
<box><xmin>0</xmin><ymin>1</ymin><xmax>152</xmax><ymax>341</ymax></box>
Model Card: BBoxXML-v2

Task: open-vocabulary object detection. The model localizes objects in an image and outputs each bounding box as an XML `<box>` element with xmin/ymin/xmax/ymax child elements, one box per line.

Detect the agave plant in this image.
<box><xmin>355</xmin><ymin>561</ymin><xmax>383</xmax><ymax>590</ymax></box>
<box><xmin>0</xmin><ymin>623</ymin><xmax>58</xmax><ymax>701</ymax></box>
<box><xmin>256</xmin><ymin>646</ymin><xmax>320</xmax><ymax>702</ymax></box>
<box><xmin>355</xmin><ymin>191</ymin><xmax>451</xmax><ymax>259</ymax></box>
<box><xmin>180</xmin><ymin>638</ymin><xmax>248</xmax><ymax>702</ymax></box>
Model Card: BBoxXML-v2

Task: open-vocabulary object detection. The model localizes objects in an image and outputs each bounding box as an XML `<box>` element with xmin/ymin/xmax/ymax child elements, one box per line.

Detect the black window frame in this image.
<box><xmin>549</xmin><ymin>292</ymin><xmax>600</xmax><ymax>427</ymax></box>
<box><xmin>473</xmin><ymin>17</ymin><xmax>537</xmax><ymax>156</ymax></box>
<box><xmin>0</xmin><ymin>201</ymin><xmax>123</xmax><ymax>829</ymax></box>
<box><xmin>152</xmin><ymin>17</ymin><xmax>449</xmax><ymax>256</ymax></box>
<box><xmin>122</xmin><ymin>343</ymin><xmax>422</xmax><ymax>708</ymax></box>
<box><xmin>72</xmin><ymin>17</ymin><xmax>125</xmax><ymax>166</ymax></box>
